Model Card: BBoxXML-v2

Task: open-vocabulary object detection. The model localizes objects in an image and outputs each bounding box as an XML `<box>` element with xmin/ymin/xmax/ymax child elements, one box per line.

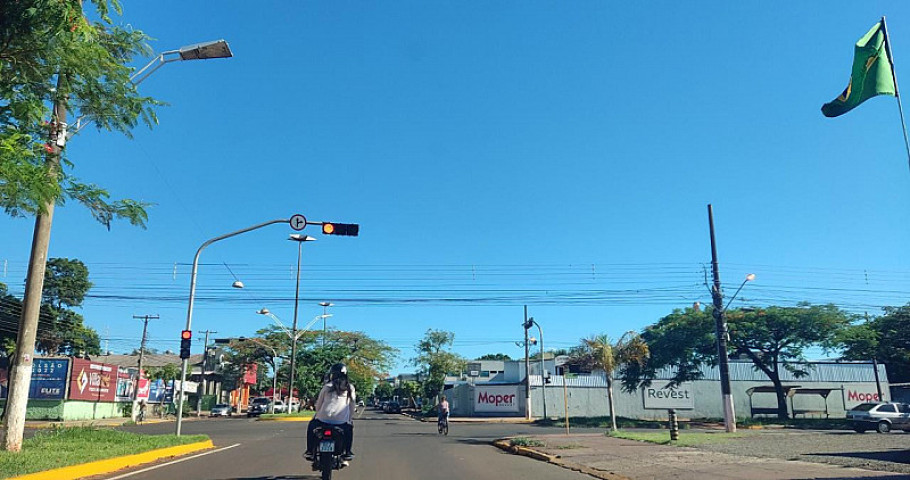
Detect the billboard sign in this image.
<box><xmin>0</xmin><ymin>358</ymin><xmax>69</xmax><ymax>400</ymax></box>
<box><xmin>115</xmin><ymin>367</ymin><xmax>136</xmax><ymax>402</ymax></box>
<box><xmin>29</xmin><ymin>358</ymin><xmax>69</xmax><ymax>399</ymax></box>
<box><xmin>68</xmin><ymin>359</ymin><xmax>116</xmax><ymax>402</ymax></box>
<box><xmin>642</xmin><ymin>381</ymin><xmax>694</xmax><ymax>410</ymax></box>
<box><xmin>136</xmin><ymin>378</ymin><xmax>150</xmax><ymax>401</ymax></box>
<box><xmin>474</xmin><ymin>385</ymin><xmax>519</xmax><ymax>413</ymax></box>
<box><xmin>147</xmin><ymin>379</ymin><xmax>167</xmax><ymax>403</ymax></box>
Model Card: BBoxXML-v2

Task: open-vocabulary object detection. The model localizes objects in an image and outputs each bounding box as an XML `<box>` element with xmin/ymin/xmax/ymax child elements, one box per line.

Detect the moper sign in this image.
<box><xmin>642</xmin><ymin>381</ymin><xmax>694</xmax><ymax>410</ymax></box>
<box><xmin>474</xmin><ymin>385</ymin><xmax>519</xmax><ymax>413</ymax></box>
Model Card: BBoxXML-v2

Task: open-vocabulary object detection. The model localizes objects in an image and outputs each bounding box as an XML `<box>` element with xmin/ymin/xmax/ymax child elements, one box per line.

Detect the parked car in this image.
<box><xmin>384</xmin><ymin>401</ymin><xmax>402</xmax><ymax>414</ymax></box>
<box><xmin>210</xmin><ymin>403</ymin><xmax>233</xmax><ymax>417</ymax></box>
<box><xmin>847</xmin><ymin>402</ymin><xmax>910</xmax><ymax>433</ymax></box>
<box><xmin>272</xmin><ymin>400</ymin><xmax>288</xmax><ymax>413</ymax></box>
<box><xmin>247</xmin><ymin>397</ymin><xmax>271</xmax><ymax>417</ymax></box>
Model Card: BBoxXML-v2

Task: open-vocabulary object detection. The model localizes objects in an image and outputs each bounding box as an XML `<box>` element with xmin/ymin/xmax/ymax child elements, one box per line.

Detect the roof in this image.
<box><xmin>100</xmin><ymin>353</ymin><xmax>204</xmax><ymax>368</ymax></box>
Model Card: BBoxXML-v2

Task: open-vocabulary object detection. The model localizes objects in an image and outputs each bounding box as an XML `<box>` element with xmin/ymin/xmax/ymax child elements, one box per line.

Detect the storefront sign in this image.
<box><xmin>642</xmin><ymin>381</ymin><xmax>694</xmax><ymax>409</ymax></box>
<box><xmin>68</xmin><ymin>359</ymin><xmax>115</xmax><ymax>402</ymax></box>
<box><xmin>845</xmin><ymin>389</ymin><xmax>883</xmax><ymax>408</ymax></box>
<box><xmin>474</xmin><ymin>385</ymin><xmax>519</xmax><ymax>413</ymax></box>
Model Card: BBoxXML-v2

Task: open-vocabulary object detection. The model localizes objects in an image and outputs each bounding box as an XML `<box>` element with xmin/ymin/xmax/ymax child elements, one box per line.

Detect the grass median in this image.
<box><xmin>608</xmin><ymin>430</ymin><xmax>748</xmax><ymax>447</ymax></box>
<box><xmin>0</xmin><ymin>426</ymin><xmax>209</xmax><ymax>479</ymax></box>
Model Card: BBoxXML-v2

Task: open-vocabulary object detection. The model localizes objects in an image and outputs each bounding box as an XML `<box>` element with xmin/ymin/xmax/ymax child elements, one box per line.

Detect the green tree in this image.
<box><xmin>411</xmin><ymin>329</ymin><xmax>466</xmax><ymax>400</ymax></box>
<box><xmin>397</xmin><ymin>380</ymin><xmax>421</xmax><ymax>408</ymax></box>
<box><xmin>1</xmin><ymin>0</ymin><xmax>157</xmax><ymax>225</ymax></box>
<box><xmin>622</xmin><ymin>304</ymin><xmax>852</xmax><ymax>419</ymax></box>
<box><xmin>477</xmin><ymin>353</ymin><xmax>511</xmax><ymax>361</ymax></box>
<box><xmin>839</xmin><ymin>306</ymin><xmax>910</xmax><ymax>384</ymax></box>
<box><xmin>570</xmin><ymin>332</ymin><xmax>649</xmax><ymax>431</ymax></box>
<box><xmin>374</xmin><ymin>382</ymin><xmax>394</xmax><ymax>400</ymax></box>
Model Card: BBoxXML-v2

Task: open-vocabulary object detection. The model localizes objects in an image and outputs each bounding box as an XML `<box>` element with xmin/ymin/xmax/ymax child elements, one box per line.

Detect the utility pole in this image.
<box><xmin>523</xmin><ymin>306</ymin><xmax>532</xmax><ymax>420</ymax></box>
<box><xmin>319</xmin><ymin>302</ymin><xmax>333</xmax><ymax>348</ymax></box>
<box><xmin>287</xmin><ymin>235</ymin><xmax>314</xmax><ymax>413</ymax></box>
<box><xmin>132</xmin><ymin>315</ymin><xmax>159</xmax><ymax>421</ymax></box>
<box><xmin>2</xmin><ymin>75</ymin><xmax>67</xmax><ymax>453</ymax></box>
<box><xmin>196</xmin><ymin>329</ymin><xmax>217</xmax><ymax>415</ymax></box>
<box><xmin>708</xmin><ymin>204</ymin><xmax>736</xmax><ymax>433</ymax></box>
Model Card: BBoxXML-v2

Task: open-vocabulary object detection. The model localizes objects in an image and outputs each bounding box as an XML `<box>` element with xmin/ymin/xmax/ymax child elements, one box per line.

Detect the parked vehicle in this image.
<box><xmin>384</xmin><ymin>401</ymin><xmax>401</xmax><ymax>414</ymax></box>
<box><xmin>247</xmin><ymin>398</ymin><xmax>271</xmax><ymax>417</ymax></box>
<box><xmin>311</xmin><ymin>423</ymin><xmax>350</xmax><ymax>480</ymax></box>
<box><xmin>210</xmin><ymin>403</ymin><xmax>233</xmax><ymax>417</ymax></box>
<box><xmin>847</xmin><ymin>402</ymin><xmax>910</xmax><ymax>433</ymax></box>
<box><xmin>272</xmin><ymin>400</ymin><xmax>288</xmax><ymax>413</ymax></box>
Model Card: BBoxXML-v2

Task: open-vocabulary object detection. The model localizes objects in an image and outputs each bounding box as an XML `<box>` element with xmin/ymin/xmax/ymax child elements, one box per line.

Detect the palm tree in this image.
<box><xmin>573</xmin><ymin>331</ymin><xmax>649</xmax><ymax>432</ymax></box>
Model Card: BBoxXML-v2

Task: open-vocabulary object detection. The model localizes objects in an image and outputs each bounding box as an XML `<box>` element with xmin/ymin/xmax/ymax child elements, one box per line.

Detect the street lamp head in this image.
<box><xmin>257</xmin><ymin>308</ymin><xmax>270</xmax><ymax>315</ymax></box>
<box><xmin>178</xmin><ymin>40</ymin><xmax>233</xmax><ymax>61</ymax></box>
<box><xmin>745</xmin><ymin>273</ymin><xmax>756</xmax><ymax>282</ymax></box>
<box><xmin>289</xmin><ymin>234</ymin><xmax>317</xmax><ymax>242</ymax></box>
<box><xmin>319</xmin><ymin>302</ymin><xmax>333</xmax><ymax>308</ymax></box>
<box><xmin>232</xmin><ymin>281</ymin><xmax>244</xmax><ymax>289</ymax></box>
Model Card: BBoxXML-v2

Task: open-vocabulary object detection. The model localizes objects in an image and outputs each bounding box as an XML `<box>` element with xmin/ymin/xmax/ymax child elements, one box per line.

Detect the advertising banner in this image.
<box><xmin>642</xmin><ymin>381</ymin><xmax>695</xmax><ymax>410</ymax></box>
<box><xmin>68</xmin><ymin>359</ymin><xmax>116</xmax><ymax>402</ymax></box>
<box><xmin>474</xmin><ymin>385</ymin><xmax>519</xmax><ymax>413</ymax></box>
<box><xmin>147</xmin><ymin>379</ymin><xmax>166</xmax><ymax>403</ymax></box>
<box><xmin>136</xmin><ymin>378</ymin><xmax>150</xmax><ymax>401</ymax></box>
<box><xmin>115</xmin><ymin>367</ymin><xmax>135</xmax><ymax>402</ymax></box>
<box><xmin>0</xmin><ymin>358</ymin><xmax>69</xmax><ymax>400</ymax></box>
<box><xmin>29</xmin><ymin>358</ymin><xmax>69</xmax><ymax>399</ymax></box>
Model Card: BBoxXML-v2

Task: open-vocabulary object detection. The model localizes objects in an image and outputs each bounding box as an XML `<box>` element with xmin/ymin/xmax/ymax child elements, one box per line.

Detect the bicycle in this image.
<box><xmin>437</xmin><ymin>413</ymin><xmax>449</xmax><ymax>435</ymax></box>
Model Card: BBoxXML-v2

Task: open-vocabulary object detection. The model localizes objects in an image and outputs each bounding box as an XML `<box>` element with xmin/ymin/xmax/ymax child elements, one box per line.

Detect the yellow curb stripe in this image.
<box><xmin>10</xmin><ymin>440</ymin><xmax>214</xmax><ymax>480</ymax></box>
<box><xmin>256</xmin><ymin>416</ymin><xmax>313</xmax><ymax>422</ymax></box>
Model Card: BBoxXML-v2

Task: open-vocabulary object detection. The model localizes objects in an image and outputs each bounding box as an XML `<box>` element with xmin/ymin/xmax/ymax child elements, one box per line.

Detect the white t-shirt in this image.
<box><xmin>314</xmin><ymin>382</ymin><xmax>356</xmax><ymax>424</ymax></box>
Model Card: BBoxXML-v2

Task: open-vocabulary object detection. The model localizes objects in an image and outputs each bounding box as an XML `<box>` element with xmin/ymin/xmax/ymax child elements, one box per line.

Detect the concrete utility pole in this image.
<box><xmin>2</xmin><ymin>75</ymin><xmax>67</xmax><ymax>452</ymax></box>
<box><xmin>196</xmin><ymin>329</ymin><xmax>217</xmax><ymax>415</ymax></box>
<box><xmin>708</xmin><ymin>204</ymin><xmax>736</xmax><ymax>433</ymax></box>
<box><xmin>523</xmin><ymin>306</ymin><xmax>532</xmax><ymax>420</ymax></box>
<box><xmin>132</xmin><ymin>314</ymin><xmax>159</xmax><ymax>421</ymax></box>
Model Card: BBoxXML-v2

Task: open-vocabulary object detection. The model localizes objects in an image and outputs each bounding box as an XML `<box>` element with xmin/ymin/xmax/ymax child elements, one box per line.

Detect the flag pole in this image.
<box><xmin>881</xmin><ymin>16</ymin><xmax>910</xmax><ymax>171</ymax></box>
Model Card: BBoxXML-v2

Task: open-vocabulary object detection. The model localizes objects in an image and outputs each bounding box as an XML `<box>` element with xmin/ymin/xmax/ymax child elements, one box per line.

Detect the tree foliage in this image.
<box><xmin>621</xmin><ymin>304</ymin><xmax>852</xmax><ymax>419</ymax></box>
<box><xmin>0</xmin><ymin>257</ymin><xmax>100</xmax><ymax>357</ymax></box>
<box><xmin>1</xmin><ymin>0</ymin><xmax>158</xmax><ymax>227</ymax></box>
<box><xmin>839</xmin><ymin>305</ymin><xmax>910</xmax><ymax>383</ymax></box>
<box><xmin>411</xmin><ymin>329</ymin><xmax>466</xmax><ymax>400</ymax></box>
<box><xmin>477</xmin><ymin>353</ymin><xmax>511</xmax><ymax>361</ymax></box>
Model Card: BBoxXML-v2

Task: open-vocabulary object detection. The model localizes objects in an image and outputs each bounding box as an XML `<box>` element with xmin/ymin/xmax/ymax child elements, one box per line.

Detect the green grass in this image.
<box><xmin>0</xmin><ymin>426</ymin><xmax>208</xmax><ymax>479</ymax></box>
<box><xmin>259</xmin><ymin>409</ymin><xmax>316</xmax><ymax>419</ymax></box>
<box><xmin>608</xmin><ymin>430</ymin><xmax>748</xmax><ymax>447</ymax></box>
<box><xmin>510</xmin><ymin>437</ymin><xmax>546</xmax><ymax>448</ymax></box>
<box><xmin>535</xmin><ymin>416</ymin><xmax>683</xmax><ymax>429</ymax></box>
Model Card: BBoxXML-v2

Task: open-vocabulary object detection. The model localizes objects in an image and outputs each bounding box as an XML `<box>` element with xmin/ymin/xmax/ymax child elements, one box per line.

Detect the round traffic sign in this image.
<box><xmin>289</xmin><ymin>214</ymin><xmax>307</xmax><ymax>231</ymax></box>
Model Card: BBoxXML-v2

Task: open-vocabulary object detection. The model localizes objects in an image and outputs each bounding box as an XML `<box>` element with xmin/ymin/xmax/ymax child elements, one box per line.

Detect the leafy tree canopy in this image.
<box><xmin>411</xmin><ymin>329</ymin><xmax>465</xmax><ymax>400</ymax></box>
<box><xmin>839</xmin><ymin>305</ymin><xmax>910</xmax><ymax>383</ymax></box>
<box><xmin>477</xmin><ymin>353</ymin><xmax>511</xmax><ymax>361</ymax></box>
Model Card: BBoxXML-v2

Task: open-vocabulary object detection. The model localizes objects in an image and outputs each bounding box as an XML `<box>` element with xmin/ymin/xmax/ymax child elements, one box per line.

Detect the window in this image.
<box><xmin>480</xmin><ymin>371</ymin><xmax>490</xmax><ymax>377</ymax></box>
<box><xmin>877</xmin><ymin>404</ymin><xmax>897</xmax><ymax>413</ymax></box>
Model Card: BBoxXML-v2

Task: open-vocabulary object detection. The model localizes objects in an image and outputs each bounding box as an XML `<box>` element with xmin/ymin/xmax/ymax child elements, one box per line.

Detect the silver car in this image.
<box><xmin>847</xmin><ymin>402</ymin><xmax>910</xmax><ymax>433</ymax></box>
<box><xmin>209</xmin><ymin>403</ymin><xmax>233</xmax><ymax>417</ymax></box>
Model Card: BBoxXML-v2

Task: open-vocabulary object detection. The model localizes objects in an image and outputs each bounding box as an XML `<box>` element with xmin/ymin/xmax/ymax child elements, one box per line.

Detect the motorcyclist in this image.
<box><xmin>304</xmin><ymin>363</ymin><xmax>356</xmax><ymax>462</ymax></box>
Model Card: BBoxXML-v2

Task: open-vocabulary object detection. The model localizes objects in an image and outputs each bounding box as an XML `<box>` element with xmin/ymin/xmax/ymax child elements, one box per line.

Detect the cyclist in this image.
<box><xmin>438</xmin><ymin>395</ymin><xmax>450</xmax><ymax>427</ymax></box>
<box><xmin>304</xmin><ymin>363</ymin><xmax>356</xmax><ymax>462</ymax></box>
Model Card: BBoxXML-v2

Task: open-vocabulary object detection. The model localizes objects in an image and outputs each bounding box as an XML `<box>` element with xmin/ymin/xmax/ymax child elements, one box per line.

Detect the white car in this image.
<box><xmin>272</xmin><ymin>400</ymin><xmax>288</xmax><ymax>413</ymax></box>
<box><xmin>210</xmin><ymin>404</ymin><xmax>233</xmax><ymax>417</ymax></box>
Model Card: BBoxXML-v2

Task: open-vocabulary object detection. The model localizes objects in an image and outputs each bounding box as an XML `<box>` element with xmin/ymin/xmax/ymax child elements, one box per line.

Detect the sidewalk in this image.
<box><xmin>502</xmin><ymin>433</ymin><xmax>905</xmax><ymax>480</ymax></box>
<box><xmin>25</xmin><ymin>414</ymin><xmax>207</xmax><ymax>429</ymax></box>
<box><xmin>403</xmin><ymin>411</ymin><xmax>533</xmax><ymax>424</ymax></box>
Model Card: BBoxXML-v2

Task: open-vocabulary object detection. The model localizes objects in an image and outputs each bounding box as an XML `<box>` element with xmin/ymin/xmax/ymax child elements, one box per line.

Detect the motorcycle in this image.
<box><xmin>312</xmin><ymin>424</ymin><xmax>349</xmax><ymax>480</ymax></box>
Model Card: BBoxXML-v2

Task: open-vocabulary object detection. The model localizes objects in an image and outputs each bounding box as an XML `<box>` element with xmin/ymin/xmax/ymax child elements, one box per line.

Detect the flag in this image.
<box><xmin>822</xmin><ymin>21</ymin><xmax>896</xmax><ymax>117</ymax></box>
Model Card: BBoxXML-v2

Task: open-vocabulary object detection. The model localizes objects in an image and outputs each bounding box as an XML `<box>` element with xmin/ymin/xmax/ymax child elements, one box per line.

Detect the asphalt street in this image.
<box><xmin>98</xmin><ymin>411</ymin><xmax>586</xmax><ymax>480</ymax></box>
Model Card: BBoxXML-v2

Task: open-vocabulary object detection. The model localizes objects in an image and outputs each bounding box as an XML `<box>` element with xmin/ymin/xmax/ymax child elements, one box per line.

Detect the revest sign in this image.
<box><xmin>474</xmin><ymin>385</ymin><xmax>519</xmax><ymax>413</ymax></box>
<box><xmin>642</xmin><ymin>381</ymin><xmax>695</xmax><ymax>410</ymax></box>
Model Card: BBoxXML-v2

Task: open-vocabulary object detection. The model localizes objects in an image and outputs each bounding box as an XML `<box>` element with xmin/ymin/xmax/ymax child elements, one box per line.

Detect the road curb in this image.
<box><xmin>256</xmin><ymin>416</ymin><xmax>314</xmax><ymax>422</ymax></box>
<box><xmin>9</xmin><ymin>439</ymin><xmax>215</xmax><ymax>480</ymax></box>
<box><xmin>492</xmin><ymin>438</ymin><xmax>629</xmax><ymax>480</ymax></box>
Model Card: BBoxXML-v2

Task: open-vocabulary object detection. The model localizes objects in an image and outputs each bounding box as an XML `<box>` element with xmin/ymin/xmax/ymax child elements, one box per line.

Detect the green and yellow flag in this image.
<box><xmin>822</xmin><ymin>21</ymin><xmax>896</xmax><ymax>117</ymax></box>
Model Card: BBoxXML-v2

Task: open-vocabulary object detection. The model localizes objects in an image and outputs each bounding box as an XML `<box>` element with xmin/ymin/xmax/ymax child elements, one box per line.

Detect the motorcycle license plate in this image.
<box><xmin>319</xmin><ymin>440</ymin><xmax>335</xmax><ymax>453</ymax></box>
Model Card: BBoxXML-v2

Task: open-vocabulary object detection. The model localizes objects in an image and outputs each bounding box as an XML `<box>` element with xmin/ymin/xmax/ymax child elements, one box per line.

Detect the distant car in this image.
<box><xmin>357</xmin><ymin>400</ymin><xmax>365</xmax><ymax>407</ymax></box>
<box><xmin>384</xmin><ymin>401</ymin><xmax>402</xmax><ymax>414</ymax></box>
<box><xmin>272</xmin><ymin>400</ymin><xmax>288</xmax><ymax>413</ymax></box>
<box><xmin>210</xmin><ymin>404</ymin><xmax>233</xmax><ymax>417</ymax></box>
<box><xmin>247</xmin><ymin>397</ymin><xmax>271</xmax><ymax>417</ymax></box>
<box><xmin>847</xmin><ymin>402</ymin><xmax>910</xmax><ymax>433</ymax></box>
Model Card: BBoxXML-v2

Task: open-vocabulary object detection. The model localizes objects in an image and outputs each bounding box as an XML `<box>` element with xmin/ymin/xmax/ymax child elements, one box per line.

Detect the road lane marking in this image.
<box><xmin>103</xmin><ymin>443</ymin><xmax>241</xmax><ymax>480</ymax></box>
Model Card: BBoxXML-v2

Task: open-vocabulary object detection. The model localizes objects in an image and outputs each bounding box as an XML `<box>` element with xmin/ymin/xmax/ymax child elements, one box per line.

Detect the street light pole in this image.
<box><xmin>707</xmin><ymin>204</ymin><xmax>755</xmax><ymax>434</ymax></box>
<box><xmin>287</xmin><ymin>234</ymin><xmax>316</xmax><ymax>413</ymax></box>
<box><xmin>523</xmin><ymin>306</ymin><xmax>532</xmax><ymax>420</ymax></box>
<box><xmin>319</xmin><ymin>302</ymin><xmax>334</xmax><ymax>347</ymax></box>
<box><xmin>529</xmin><ymin>318</ymin><xmax>547</xmax><ymax>419</ymax></box>
<box><xmin>176</xmin><ymin>218</ymin><xmax>290</xmax><ymax>436</ymax></box>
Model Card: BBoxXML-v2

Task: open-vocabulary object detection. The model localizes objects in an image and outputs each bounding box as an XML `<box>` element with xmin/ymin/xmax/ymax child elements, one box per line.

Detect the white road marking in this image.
<box><xmin>103</xmin><ymin>443</ymin><xmax>241</xmax><ymax>480</ymax></box>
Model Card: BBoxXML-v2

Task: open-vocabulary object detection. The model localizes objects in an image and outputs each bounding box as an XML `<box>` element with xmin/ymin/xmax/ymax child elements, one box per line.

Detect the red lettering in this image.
<box><xmin>847</xmin><ymin>390</ymin><xmax>880</xmax><ymax>402</ymax></box>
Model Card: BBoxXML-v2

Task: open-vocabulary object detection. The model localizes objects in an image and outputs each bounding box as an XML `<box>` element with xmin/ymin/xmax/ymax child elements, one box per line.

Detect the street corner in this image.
<box><xmin>9</xmin><ymin>439</ymin><xmax>215</xmax><ymax>480</ymax></box>
<box><xmin>491</xmin><ymin>437</ymin><xmax>560</xmax><ymax>463</ymax></box>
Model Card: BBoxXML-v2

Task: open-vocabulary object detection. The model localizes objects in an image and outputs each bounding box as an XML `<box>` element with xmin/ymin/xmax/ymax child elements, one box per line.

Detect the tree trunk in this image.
<box><xmin>770</xmin><ymin>375</ymin><xmax>790</xmax><ymax>420</ymax></box>
<box><xmin>607</xmin><ymin>375</ymin><xmax>617</xmax><ymax>432</ymax></box>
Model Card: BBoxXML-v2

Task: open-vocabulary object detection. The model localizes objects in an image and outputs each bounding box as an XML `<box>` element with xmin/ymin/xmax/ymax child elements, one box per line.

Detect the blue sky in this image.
<box><xmin>4</xmin><ymin>1</ymin><xmax>910</xmax><ymax>373</ymax></box>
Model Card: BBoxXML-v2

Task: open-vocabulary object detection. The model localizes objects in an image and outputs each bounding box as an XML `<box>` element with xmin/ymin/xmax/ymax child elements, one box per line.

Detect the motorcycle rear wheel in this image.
<box><xmin>320</xmin><ymin>452</ymin><xmax>333</xmax><ymax>480</ymax></box>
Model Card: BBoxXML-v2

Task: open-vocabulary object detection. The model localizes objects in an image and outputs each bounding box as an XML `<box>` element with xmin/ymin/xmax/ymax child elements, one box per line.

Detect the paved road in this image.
<box><xmin>100</xmin><ymin>411</ymin><xmax>586</xmax><ymax>480</ymax></box>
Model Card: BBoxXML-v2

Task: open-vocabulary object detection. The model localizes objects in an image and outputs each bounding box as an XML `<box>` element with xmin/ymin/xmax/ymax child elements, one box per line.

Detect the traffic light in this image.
<box><xmin>322</xmin><ymin>222</ymin><xmax>359</xmax><ymax>236</ymax></box>
<box><xmin>180</xmin><ymin>330</ymin><xmax>192</xmax><ymax>359</ymax></box>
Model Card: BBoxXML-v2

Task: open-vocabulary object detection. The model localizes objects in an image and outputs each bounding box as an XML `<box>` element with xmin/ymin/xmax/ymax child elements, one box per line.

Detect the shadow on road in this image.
<box><xmin>456</xmin><ymin>438</ymin><xmax>496</xmax><ymax>446</ymax></box>
<box><xmin>806</xmin><ymin>450</ymin><xmax>910</xmax><ymax>464</ymax></box>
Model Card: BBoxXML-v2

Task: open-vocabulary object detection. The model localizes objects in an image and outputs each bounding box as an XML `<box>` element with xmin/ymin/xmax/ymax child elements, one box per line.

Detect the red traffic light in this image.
<box><xmin>181</xmin><ymin>330</ymin><xmax>192</xmax><ymax>340</ymax></box>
